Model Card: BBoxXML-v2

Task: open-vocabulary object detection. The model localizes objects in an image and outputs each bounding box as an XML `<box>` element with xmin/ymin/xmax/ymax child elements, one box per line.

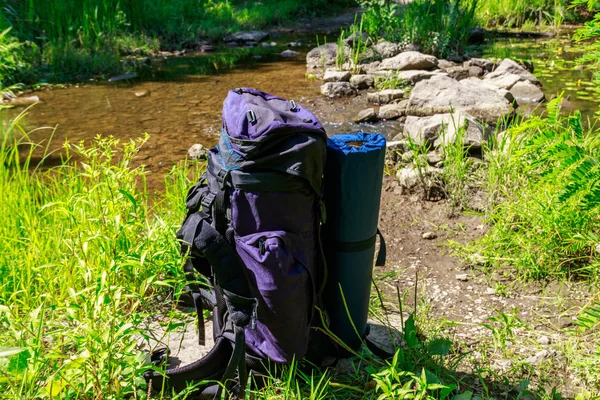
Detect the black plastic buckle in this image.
<box><xmin>290</xmin><ymin>100</ymin><xmax>298</xmax><ymax>112</ymax></box>
<box><xmin>201</xmin><ymin>192</ymin><xmax>216</xmax><ymax>210</ymax></box>
<box><xmin>216</xmin><ymin>169</ymin><xmax>230</xmax><ymax>190</ymax></box>
<box><xmin>246</xmin><ymin>110</ymin><xmax>257</xmax><ymax>125</ymax></box>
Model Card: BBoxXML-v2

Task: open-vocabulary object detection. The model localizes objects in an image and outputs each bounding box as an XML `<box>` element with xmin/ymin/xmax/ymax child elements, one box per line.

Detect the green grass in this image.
<box><xmin>0</xmin><ymin>110</ymin><xmax>197</xmax><ymax>398</ymax></box>
<box><xmin>466</xmin><ymin>97</ymin><xmax>600</xmax><ymax>280</ymax></box>
<box><xmin>5</xmin><ymin>106</ymin><xmax>600</xmax><ymax>398</ymax></box>
<box><xmin>473</xmin><ymin>0</ymin><xmax>584</xmax><ymax>30</ymax></box>
<box><xmin>358</xmin><ymin>0</ymin><xmax>479</xmax><ymax>58</ymax></box>
<box><xmin>0</xmin><ymin>0</ymin><xmax>353</xmax><ymax>85</ymax></box>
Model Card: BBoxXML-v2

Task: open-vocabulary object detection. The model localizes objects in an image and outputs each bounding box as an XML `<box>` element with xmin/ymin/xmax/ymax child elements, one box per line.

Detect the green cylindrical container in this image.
<box><xmin>322</xmin><ymin>132</ymin><xmax>386</xmax><ymax>353</ymax></box>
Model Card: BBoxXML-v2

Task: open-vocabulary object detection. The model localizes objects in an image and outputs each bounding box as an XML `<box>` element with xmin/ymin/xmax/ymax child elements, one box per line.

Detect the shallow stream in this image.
<box><xmin>3</xmin><ymin>30</ymin><xmax>598</xmax><ymax>190</ymax></box>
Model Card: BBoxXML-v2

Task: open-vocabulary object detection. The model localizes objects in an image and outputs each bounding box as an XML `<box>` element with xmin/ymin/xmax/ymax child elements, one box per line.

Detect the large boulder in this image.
<box><xmin>373</xmin><ymin>41</ymin><xmax>402</xmax><ymax>58</ymax></box>
<box><xmin>406</xmin><ymin>75</ymin><xmax>513</xmax><ymax>124</ymax></box>
<box><xmin>404</xmin><ymin>112</ymin><xmax>492</xmax><ymax>150</ymax></box>
<box><xmin>367</xmin><ymin>89</ymin><xmax>407</xmax><ymax>105</ymax></box>
<box><xmin>350</xmin><ymin>74</ymin><xmax>375</xmax><ymax>89</ymax></box>
<box><xmin>509</xmin><ymin>80</ymin><xmax>545</xmax><ymax>107</ymax></box>
<box><xmin>320</xmin><ymin>82</ymin><xmax>357</xmax><ymax>98</ymax></box>
<box><xmin>378</xmin><ymin>51</ymin><xmax>438</xmax><ymax>71</ymax></box>
<box><xmin>306</xmin><ymin>43</ymin><xmax>350</xmax><ymax>71</ymax></box>
<box><xmin>486</xmin><ymin>58</ymin><xmax>540</xmax><ymax>86</ymax></box>
<box><xmin>323</xmin><ymin>69</ymin><xmax>352</xmax><ymax>82</ymax></box>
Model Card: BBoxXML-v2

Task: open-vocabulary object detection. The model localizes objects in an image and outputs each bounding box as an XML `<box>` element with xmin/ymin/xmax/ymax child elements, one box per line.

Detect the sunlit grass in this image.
<box><xmin>0</xmin><ymin>111</ymin><xmax>202</xmax><ymax>398</ymax></box>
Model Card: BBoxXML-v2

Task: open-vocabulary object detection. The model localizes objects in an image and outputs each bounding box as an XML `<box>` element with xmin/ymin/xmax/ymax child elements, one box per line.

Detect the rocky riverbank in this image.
<box><xmin>307</xmin><ymin>38</ymin><xmax>546</xmax><ymax>196</ymax></box>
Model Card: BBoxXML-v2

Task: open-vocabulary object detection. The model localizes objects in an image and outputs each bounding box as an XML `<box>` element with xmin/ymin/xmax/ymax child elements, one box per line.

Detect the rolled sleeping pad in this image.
<box><xmin>322</xmin><ymin>132</ymin><xmax>386</xmax><ymax>354</ymax></box>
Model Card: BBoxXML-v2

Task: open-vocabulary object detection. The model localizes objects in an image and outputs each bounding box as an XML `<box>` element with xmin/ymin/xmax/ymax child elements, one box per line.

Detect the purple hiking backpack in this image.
<box><xmin>146</xmin><ymin>88</ymin><xmax>328</xmax><ymax>398</ymax></box>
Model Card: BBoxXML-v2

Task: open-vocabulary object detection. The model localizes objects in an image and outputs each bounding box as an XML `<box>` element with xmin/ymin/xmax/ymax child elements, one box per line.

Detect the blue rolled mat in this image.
<box><xmin>322</xmin><ymin>132</ymin><xmax>386</xmax><ymax>352</ymax></box>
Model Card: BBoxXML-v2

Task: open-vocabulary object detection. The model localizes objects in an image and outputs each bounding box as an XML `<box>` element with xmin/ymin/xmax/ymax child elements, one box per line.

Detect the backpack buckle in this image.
<box><xmin>246</xmin><ymin>110</ymin><xmax>257</xmax><ymax>125</ymax></box>
<box><xmin>216</xmin><ymin>169</ymin><xmax>230</xmax><ymax>190</ymax></box>
<box><xmin>201</xmin><ymin>192</ymin><xmax>216</xmax><ymax>210</ymax></box>
<box><xmin>290</xmin><ymin>100</ymin><xmax>298</xmax><ymax>112</ymax></box>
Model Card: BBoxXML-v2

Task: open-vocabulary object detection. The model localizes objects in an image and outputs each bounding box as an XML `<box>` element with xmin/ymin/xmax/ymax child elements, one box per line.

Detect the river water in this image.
<box><xmin>3</xmin><ymin>31</ymin><xmax>598</xmax><ymax>190</ymax></box>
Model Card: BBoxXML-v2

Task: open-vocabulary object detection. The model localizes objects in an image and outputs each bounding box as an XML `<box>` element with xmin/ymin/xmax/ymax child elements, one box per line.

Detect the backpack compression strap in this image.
<box><xmin>149</xmin><ymin>211</ymin><xmax>257</xmax><ymax>399</ymax></box>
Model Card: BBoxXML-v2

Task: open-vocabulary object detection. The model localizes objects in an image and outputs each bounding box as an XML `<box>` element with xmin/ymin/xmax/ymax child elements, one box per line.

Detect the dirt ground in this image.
<box><xmin>145</xmin><ymin>177</ymin><xmax>597</xmax><ymax>398</ymax></box>
<box><xmin>374</xmin><ymin>179</ymin><xmax>597</xmax><ymax>397</ymax></box>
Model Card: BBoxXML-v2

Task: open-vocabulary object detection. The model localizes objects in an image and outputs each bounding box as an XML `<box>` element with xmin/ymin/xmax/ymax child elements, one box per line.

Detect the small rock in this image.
<box><xmin>379</xmin><ymin>101</ymin><xmax>409</xmax><ymax>120</ymax></box>
<box><xmin>349</xmin><ymin>74</ymin><xmax>374</xmax><ymax>89</ymax></box>
<box><xmin>401</xmin><ymin>151</ymin><xmax>414</xmax><ymax>163</ymax></box>
<box><xmin>281</xmin><ymin>49</ymin><xmax>300</xmax><ymax>57</ymax></box>
<box><xmin>108</xmin><ymin>73</ymin><xmax>138</xmax><ymax>82</ymax></box>
<box><xmin>200</xmin><ymin>45</ymin><xmax>215</xmax><ymax>52</ymax></box>
<box><xmin>323</xmin><ymin>69</ymin><xmax>352</xmax><ymax>82</ymax></box>
<box><xmin>367</xmin><ymin>89</ymin><xmax>406</xmax><ymax>105</ymax></box>
<box><xmin>468</xmin><ymin>27</ymin><xmax>486</xmax><ymax>45</ymax></box>
<box><xmin>486</xmin><ymin>58</ymin><xmax>540</xmax><ymax>86</ymax></box>
<box><xmin>465</xmin><ymin>58</ymin><xmax>496</xmax><ymax>72</ymax></box>
<box><xmin>483</xmin><ymin>73</ymin><xmax>522</xmax><ymax>90</ymax></box>
<box><xmin>427</xmin><ymin>152</ymin><xmax>443</xmax><ymax>165</ymax></box>
<box><xmin>395</xmin><ymin>70</ymin><xmax>441</xmax><ymax>84</ymax></box>
<box><xmin>486</xmin><ymin>287</ymin><xmax>496</xmax><ymax>295</ymax></box>
<box><xmin>526</xmin><ymin>350</ymin><xmax>550</xmax><ymax>365</ymax></box>
<box><xmin>343</xmin><ymin>31</ymin><xmax>369</xmax><ymax>47</ymax></box>
<box><xmin>437</xmin><ymin>59</ymin><xmax>459</xmax><ymax>70</ymax></box>
<box><xmin>373</xmin><ymin>41</ymin><xmax>402</xmax><ymax>58</ymax></box>
<box><xmin>495</xmin><ymin>360</ymin><xmax>513</xmax><ymax>370</ymax></box>
<box><xmin>306</xmin><ymin>43</ymin><xmax>350</xmax><ymax>72</ymax></box>
<box><xmin>510</xmin><ymin>80</ymin><xmax>545</xmax><ymax>107</ymax></box>
<box><xmin>188</xmin><ymin>144</ymin><xmax>207</xmax><ymax>160</ymax></box>
<box><xmin>378</xmin><ymin>51</ymin><xmax>438</xmax><ymax>71</ymax></box>
<box><xmin>320</xmin><ymin>82</ymin><xmax>357</xmax><ymax>98</ymax></box>
<box><xmin>445</xmin><ymin>66</ymin><xmax>470</xmax><ymax>81</ymax></box>
<box><xmin>354</xmin><ymin>108</ymin><xmax>378</xmax><ymax>123</ymax></box>
<box><xmin>134</xmin><ymin>90</ymin><xmax>150</xmax><ymax>98</ymax></box>
<box><xmin>422</xmin><ymin>232</ymin><xmax>437</xmax><ymax>240</ymax></box>
<box><xmin>537</xmin><ymin>336</ymin><xmax>551</xmax><ymax>345</ymax></box>
<box><xmin>3</xmin><ymin>95</ymin><xmax>40</xmax><ymax>106</ymax></box>
<box><xmin>455</xmin><ymin>273</ymin><xmax>468</xmax><ymax>281</ymax></box>
<box><xmin>595</xmin><ymin>244</ymin><xmax>600</xmax><ymax>254</ymax></box>
<box><xmin>467</xmin><ymin>66</ymin><xmax>484</xmax><ymax>78</ymax></box>
<box><xmin>224</xmin><ymin>30</ymin><xmax>268</xmax><ymax>43</ymax></box>
<box><xmin>286</xmin><ymin>41</ymin><xmax>300</xmax><ymax>47</ymax></box>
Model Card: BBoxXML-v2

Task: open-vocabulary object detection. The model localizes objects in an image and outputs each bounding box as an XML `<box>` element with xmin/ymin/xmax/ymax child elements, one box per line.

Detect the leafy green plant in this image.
<box><xmin>0</xmin><ymin>28</ymin><xmax>33</xmax><ymax>89</ymax></box>
<box><xmin>573</xmin><ymin>0</ymin><xmax>600</xmax><ymax>86</ymax></box>
<box><xmin>374</xmin><ymin>74</ymin><xmax>410</xmax><ymax>91</ymax></box>
<box><xmin>0</xmin><ymin>111</ymin><xmax>206</xmax><ymax>398</ymax></box>
<box><xmin>406</xmin><ymin>137</ymin><xmax>437</xmax><ymax>200</ymax></box>
<box><xmin>440</xmin><ymin>122</ymin><xmax>475</xmax><ymax>214</ymax></box>
<box><xmin>481</xmin><ymin>308</ymin><xmax>525</xmax><ymax>351</ymax></box>
<box><xmin>472</xmin><ymin>97</ymin><xmax>600</xmax><ymax>280</ymax></box>
<box><xmin>474</xmin><ymin>0</ymin><xmax>570</xmax><ymax>29</ymax></box>
<box><xmin>575</xmin><ymin>299</ymin><xmax>600</xmax><ymax>332</ymax></box>
<box><xmin>359</xmin><ymin>0</ymin><xmax>479</xmax><ymax>58</ymax></box>
<box><xmin>368</xmin><ymin>313</ymin><xmax>466</xmax><ymax>400</ymax></box>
